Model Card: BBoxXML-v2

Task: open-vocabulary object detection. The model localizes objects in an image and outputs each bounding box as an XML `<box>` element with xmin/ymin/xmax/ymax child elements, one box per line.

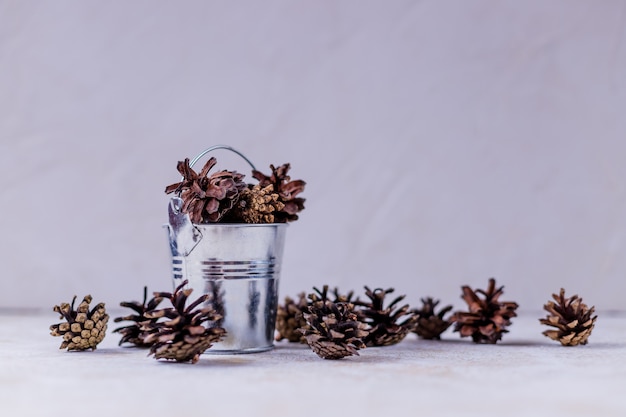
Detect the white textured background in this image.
<box><xmin>1</xmin><ymin>1</ymin><xmax>626</xmax><ymax>311</ymax></box>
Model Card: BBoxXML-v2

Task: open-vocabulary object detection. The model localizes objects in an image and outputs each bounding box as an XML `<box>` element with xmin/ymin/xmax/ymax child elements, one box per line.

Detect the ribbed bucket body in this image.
<box><xmin>166</xmin><ymin>223</ymin><xmax>287</xmax><ymax>353</ymax></box>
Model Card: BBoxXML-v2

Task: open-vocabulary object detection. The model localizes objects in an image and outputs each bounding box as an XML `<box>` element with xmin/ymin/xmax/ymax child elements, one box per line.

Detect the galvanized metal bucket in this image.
<box><xmin>165</xmin><ymin>145</ymin><xmax>287</xmax><ymax>353</ymax></box>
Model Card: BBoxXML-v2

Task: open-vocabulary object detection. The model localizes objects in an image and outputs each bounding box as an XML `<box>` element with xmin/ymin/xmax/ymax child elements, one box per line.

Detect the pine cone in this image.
<box><xmin>230</xmin><ymin>184</ymin><xmax>285</xmax><ymax>224</ymax></box>
<box><xmin>164</xmin><ymin>157</ymin><xmax>247</xmax><ymax>223</ymax></box>
<box><xmin>413</xmin><ymin>297</ymin><xmax>453</xmax><ymax>340</ymax></box>
<box><xmin>252</xmin><ymin>163</ymin><xmax>305</xmax><ymax>222</ymax></box>
<box><xmin>275</xmin><ymin>293</ymin><xmax>308</xmax><ymax>343</ymax></box>
<box><xmin>539</xmin><ymin>288</ymin><xmax>597</xmax><ymax>346</ymax></box>
<box><xmin>355</xmin><ymin>287</ymin><xmax>418</xmax><ymax>347</ymax></box>
<box><xmin>301</xmin><ymin>291</ymin><xmax>369</xmax><ymax>360</ymax></box>
<box><xmin>144</xmin><ymin>280</ymin><xmax>226</xmax><ymax>363</ymax></box>
<box><xmin>50</xmin><ymin>295</ymin><xmax>109</xmax><ymax>351</ymax></box>
<box><xmin>451</xmin><ymin>278</ymin><xmax>518</xmax><ymax>344</ymax></box>
<box><xmin>113</xmin><ymin>286</ymin><xmax>163</xmax><ymax>347</ymax></box>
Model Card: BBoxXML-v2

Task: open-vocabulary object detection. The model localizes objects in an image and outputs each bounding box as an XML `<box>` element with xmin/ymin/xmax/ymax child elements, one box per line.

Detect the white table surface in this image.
<box><xmin>1</xmin><ymin>312</ymin><xmax>624</xmax><ymax>417</ymax></box>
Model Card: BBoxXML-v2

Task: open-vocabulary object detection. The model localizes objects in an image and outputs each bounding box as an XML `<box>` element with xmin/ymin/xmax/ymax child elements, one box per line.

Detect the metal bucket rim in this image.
<box><xmin>163</xmin><ymin>222</ymin><xmax>288</xmax><ymax>229</ymax></box>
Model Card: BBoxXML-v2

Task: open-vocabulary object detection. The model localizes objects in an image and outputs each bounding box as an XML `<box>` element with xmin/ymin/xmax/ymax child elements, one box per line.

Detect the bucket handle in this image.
<box><xmin>187</xmin><ymin>144</ymin><xmax>257</xmax><ymax>173</ymax></box>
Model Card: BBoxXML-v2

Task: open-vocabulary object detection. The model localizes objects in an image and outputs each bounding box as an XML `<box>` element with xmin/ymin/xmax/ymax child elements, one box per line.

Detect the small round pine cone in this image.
<box><xmin>413</xmin><ymin>297</ymin><xmax>453</xmax><ymax>340</ymax></box>
<box><xmin>232</xmin><ymin>184</ymin><xmax>285</xmax><ymax>224</ymax></box>
<box><xmin>50</xmin><ymin>295</ymin><xmax>109</xmax><ymax>351</ymax></box>
<box><xmin>301</xmin><ymin>290</ymin><xmax>369</xmax><ymax>360</ymax></box>
<box><xmin>252</xmin><ymin>163</ymin><xmax>306</xmax><ymax>222</ymax></box>
<box><xmin>539</xmin><ymin>288</ymin><xmax>597</xmax><ymax>346</ymax></box>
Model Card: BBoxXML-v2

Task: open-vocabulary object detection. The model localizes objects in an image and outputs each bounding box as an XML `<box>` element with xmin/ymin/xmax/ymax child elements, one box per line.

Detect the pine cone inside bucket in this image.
<box><xmin>113</xmin><ymin>287</ymin><xmax>163</xmax><ymax>347</ymax></box>
<box><xmin>355</xmin><ymin>287</ymin><xmax>418</xmax><ymax>347</ymax></box>
<box><xmin>143</xmin><ymin>280</ymin><xmax>226</xmax><ymax>364</ymax></box>
<box><xmin>275</xmin><ymin>292</ymin><xmax>308</xmax><ymax>343</ymax></box>
<box><xmin>50</xmin><ymin>295</ymin><xmax>109</xmax><ymax>351</ymax></box>
<box><xmin>164</xmin><ymin>157</ymin><xmax>247</xmax><ymax>223</ymax></box>
<box><xmin>252</xmin><ymin>163</ymin><xmax>305</xmax><ymax>222</ymax></box>
<box><xmin>300</xmin><ymin>287</ymin><xmax>369</xmax><ymax>359</ymax></box>
<box><xmin>413</xmin><ymin>297</ymin><xmax>453</xmax><ymax>340</ymax></box>
<box><xmin>229</xmin><ymin>184</ymin><xmax>285</xmax><ymax>224</ymax></box>
<box><xmin>451</xmin><ymin>278</ymin><xmax>518</xmax><ymax>344</ymax></box>
<box><xmin>539</xmin><ymin>288</ymin><xmax>597</xmax><ymax>346</ymax></box>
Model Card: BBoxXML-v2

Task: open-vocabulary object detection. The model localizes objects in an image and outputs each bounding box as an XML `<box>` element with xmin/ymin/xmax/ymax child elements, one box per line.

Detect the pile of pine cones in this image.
<box><xmin>50</xmin><ymin>278</ymin><xmax>598</xmax><ymax>362</ymax></box>
<box><xmin>164</xmin><ymin>157</ymin><xmax>306</xmax><ymax>224</ymax></box>
<box><xmin>51</xmin><ymin>282</ymin><xmax>226</xmax><ymax>364</ymax></box>
<box><xmin>277</xmin><ymin>285</ymin><xmax>423</xmax><ymax>359</ymax></box>
<box><xmin>276</xmin><ymin>278</ymin><xmax>599</xmax><ymax>359</ymax></box>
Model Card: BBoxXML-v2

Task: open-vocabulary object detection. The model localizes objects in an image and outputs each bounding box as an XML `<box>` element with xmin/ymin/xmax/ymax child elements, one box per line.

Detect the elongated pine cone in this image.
<box><xmin>275</xmin><ymin>292</ymin><xmax>308</xmax><ymax>343</ymax></box>
<box><xmin>50</xmin><ymin>295</ymin><xmax>109</xmax><ymax>351</ymax></box>
<box><xmin>232</xmin><ymin>184</ymin><xmax>285</xmax><ymax>224</ymax></box>
<box><xmin>144</xmin><ymin>280</ymin><xmax>226</xmax><ymax>364</ymax></box>
<box><xmin>355</xmin><ymin>287</ymin><xmax>418</xmax><ymax>346</ymax></box>
<box><xmin>451</xmin><ymin>278</ymin><xmax>518</xmax><ymax>344</ymax></box>
<box><xmin>413</xmin><ymin>297</ymin><xmax>453</xmax><ymax>340</ymax></box>
<box><xmin>164</xmin><ymin>157</ymin><xmax>247</xmax><ymax>223</ymax></box>
<box><xmin>113</xmin><ymin>286</ymin><xmax>163</xmax><ymax>347</ymax></box>
<box><xmin>539</xmin><ymin>288</ymin><xmax>597</xmax><ymax>346</ymax></box>
<box><xmin>252</xmin><ymin>163</ymin><xmax>305</xmax><ymax>222</ymax></box>
<box><xmin>301</xmin><ymin>287</ymin><xmax>369</xmax><ymax>359</ymax></box>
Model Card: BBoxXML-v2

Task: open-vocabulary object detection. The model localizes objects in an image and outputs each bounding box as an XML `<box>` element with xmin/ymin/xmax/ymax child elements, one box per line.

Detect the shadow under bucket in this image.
<box><xmin>165</xmin><ymin>200</ymin><xmax>287</xmax><ymax>353</ymax></box>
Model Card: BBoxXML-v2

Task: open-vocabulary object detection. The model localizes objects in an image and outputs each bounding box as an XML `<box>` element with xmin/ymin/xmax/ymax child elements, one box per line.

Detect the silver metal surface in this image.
<box><xmin>167</xmin><ymin>197</ymin><xmax>202</xmax><ymax>257</ymax></box>
<box><xmin>165</xmin><ymin>220</ymin><xmax>287</xmax><ymax>353</ymax></box>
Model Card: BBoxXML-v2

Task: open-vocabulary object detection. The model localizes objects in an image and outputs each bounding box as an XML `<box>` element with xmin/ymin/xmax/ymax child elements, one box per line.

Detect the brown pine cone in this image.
<box><xmin>50</xmin><ymin>295</ymin><xmax>109</xmax><ymax>351</ymax></box>
<box><xmin>275</xmin><ymin>293</ymin><xmax>308</xmax><ymax>343</ymax></box>
<box><xmin>230</xmin><ymin>184</ymin><xmax>285</xmax><ymax>224</ymax></box>
<box><xmin>413</xmin><ymin>297</ymin><xmax>453</xmax><ymax>340</ymax></box>
<box><xmin>144</xmin><ymin>280</ymin><xmax>226</xmax><ymax>364</ymax></box>
<box><xmin>355</xmin><ymin>287</ymin><xmax>418</xmax><ymax>347</ymax></box>
<box><xmin>164</xmin><ymin>157</ymin><xmax>247</xmax><ymax>223</ymax></box>
<box><xmin>252</xmin><ymin>163</ymin><xmax>305</xmax><ymax>222</ymax></box>
<box><xmin>450</xmin><ymin>278</ymin><xmax>518</xmax><ymax>344</ymax></box>
<box><xmin>539</xmin><ymin>288</ymin><xmax>597</xmax><ymax>346</ymax></box>
<box><xmin>113</xmin><ymin>286</ymin><xmax>163</xmax><ymax>347</ymax></box>
<box><xmin>301</xmin><ymin>291</ymin><xmax>369</xmax><ymax>359</ymax></box>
